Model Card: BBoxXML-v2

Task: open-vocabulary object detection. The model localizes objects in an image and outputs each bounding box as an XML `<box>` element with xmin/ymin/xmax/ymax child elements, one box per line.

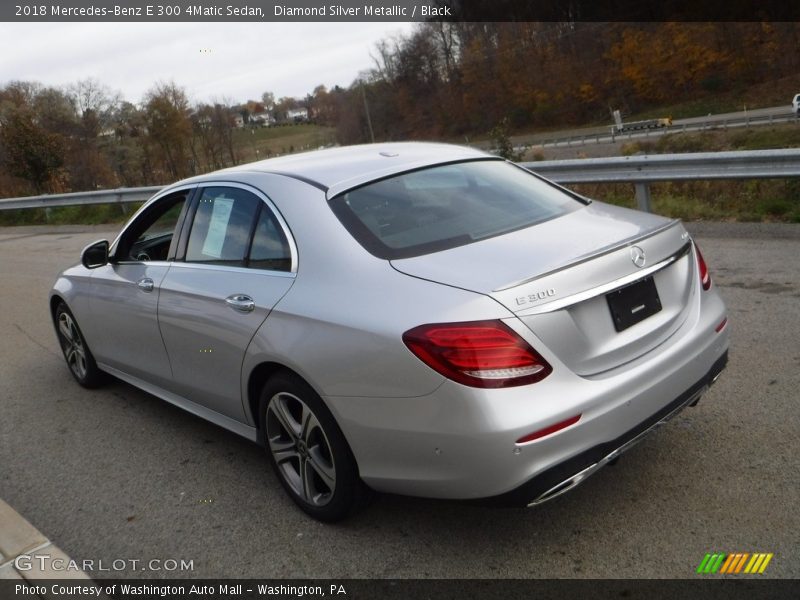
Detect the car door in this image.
<box><xmin>86</xmin><ymin>188</ymin><xmax>194</xmax><ymax>386</ymax></box>
<box><xmin>157</xmin><ymin>183</ymin><xmax>296</xmax><ymax>421</ymax></box>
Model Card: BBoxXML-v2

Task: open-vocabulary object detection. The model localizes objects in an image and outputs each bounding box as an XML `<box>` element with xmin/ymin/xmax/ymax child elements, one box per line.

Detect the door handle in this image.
<box><xmin>225</xmin><ymin>294</ymin><xmax>255</xmax><ymax>313</ymax></box>
<box><xmin>137</xmin><ymin>278</ymin><xmax>154</xmax><ymax>292</ymax></box>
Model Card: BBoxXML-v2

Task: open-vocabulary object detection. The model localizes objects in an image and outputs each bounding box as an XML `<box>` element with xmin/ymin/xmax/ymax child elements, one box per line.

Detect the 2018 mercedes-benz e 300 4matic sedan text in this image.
<box><xmin>50</xmin><ymin>143</ymin><xmax>728</xmax><ymax>521</ymax></box>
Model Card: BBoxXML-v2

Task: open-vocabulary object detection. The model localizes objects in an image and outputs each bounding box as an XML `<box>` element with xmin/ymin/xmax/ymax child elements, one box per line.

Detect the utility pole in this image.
<box><xmin>361</xmin><ymin>80</ymin><xmax>375</xmax><ymax>143</ymax></box>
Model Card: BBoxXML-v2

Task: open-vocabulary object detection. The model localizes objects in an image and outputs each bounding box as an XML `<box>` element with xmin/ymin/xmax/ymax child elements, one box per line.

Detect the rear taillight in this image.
<box><xmin>402</xmin><ymin>320</ymin><xmax>552</xmax><ymax>388</ymax></box>
<box><xmin>695</xmin><ymin>243</ymin><xmax>712</xmax><ymax>291</ymax></box>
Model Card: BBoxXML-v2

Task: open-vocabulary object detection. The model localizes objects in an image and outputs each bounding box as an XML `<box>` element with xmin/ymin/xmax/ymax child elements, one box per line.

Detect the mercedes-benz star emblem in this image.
<box><xmin>630</xmin><ymin>246</ymin><xmax>646</xmax><ymax>268</ymax></box>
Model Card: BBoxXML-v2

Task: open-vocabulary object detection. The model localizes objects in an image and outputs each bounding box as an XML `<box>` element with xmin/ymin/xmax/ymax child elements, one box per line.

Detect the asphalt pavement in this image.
<box><xmin>0</xmin><ymin>222</ymin><xmax>798</xmax><ymax>579</ymax></box>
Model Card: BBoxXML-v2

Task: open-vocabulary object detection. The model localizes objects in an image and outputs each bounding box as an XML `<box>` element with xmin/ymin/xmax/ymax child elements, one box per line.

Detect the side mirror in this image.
<box><xmin>81</xmin><ymin>239</ymin><xmax>109</xmax><ymax>269</ymax></box>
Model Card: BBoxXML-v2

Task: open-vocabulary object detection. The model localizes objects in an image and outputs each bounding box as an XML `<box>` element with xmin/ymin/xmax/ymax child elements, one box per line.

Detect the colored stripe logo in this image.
<box><xmin>697</xmin><ymin>552</ymin><xmax>773</xmax><ymax>574</ymax></box>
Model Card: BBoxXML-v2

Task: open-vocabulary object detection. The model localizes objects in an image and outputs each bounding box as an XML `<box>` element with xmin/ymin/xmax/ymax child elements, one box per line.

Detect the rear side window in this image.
<box><xmin>183</xmin><ymin>185</ymin><xmax>293</xmax><ymax>271</ymax></box>
<box><xmin>248</xmin><ymin>207</ymin><xmax>292</xmax><ymax>272</ymax></box>
<box><xmin>329</xmin><ymin>160</ymin><xmax>582</xmax><ymax>259</ymax></box>
<box><xmin>186</xmin><ymin>187</ymin><xmax>260</xmax><ymax>266</ymax></box>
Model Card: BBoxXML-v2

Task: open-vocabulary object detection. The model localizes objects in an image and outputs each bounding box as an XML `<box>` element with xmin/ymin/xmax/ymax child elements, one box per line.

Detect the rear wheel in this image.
<box><xmin>259</xmin><ymin>372</ymin><xmax>367</xmax><ymax>521</ymax></box>
<box><xmin>54</xmin><ymin>302</ymin><xmax>105</xmax><ymax>388</ymax></box>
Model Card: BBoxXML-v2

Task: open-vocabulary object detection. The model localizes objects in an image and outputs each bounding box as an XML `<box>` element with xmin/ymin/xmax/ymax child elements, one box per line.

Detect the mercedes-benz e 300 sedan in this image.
<box><xmin>50</xmin><ymin>143</ymin><xmax>729</xmax><ymax>521</ymax></box>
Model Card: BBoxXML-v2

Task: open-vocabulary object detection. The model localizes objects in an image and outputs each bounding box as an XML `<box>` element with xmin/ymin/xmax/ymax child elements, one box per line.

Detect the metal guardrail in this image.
<box><xmin>0</xmin><ymin>186</ymin><xmax>162</xmax><ymax>211</ymax></box>
<box><xmin>1</xmin><ymin>149</ymin><xmax>799</xmax><ymax>215</ymax></box>
<box><xmin>521</xmin><ymin>148</ymin><xmax>800</xmax><ymax>211</ymax></box>
<box><xmin>535</xmin><ymin>111</ymin><xmax>798</xmax><ymax>148</ymax></box>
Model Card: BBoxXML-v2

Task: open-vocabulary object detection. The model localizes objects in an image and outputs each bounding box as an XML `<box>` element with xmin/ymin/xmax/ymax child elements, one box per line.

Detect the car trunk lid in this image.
<box><xmin>391</xmin><ymin>202</ymin><xmax>696</xmax><ymax>376</ymax></box>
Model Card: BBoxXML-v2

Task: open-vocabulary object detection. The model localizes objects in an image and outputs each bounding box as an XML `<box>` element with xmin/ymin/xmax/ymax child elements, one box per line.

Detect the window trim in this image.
<box><xmin>163</xmin><ymin>261</ymin><xmax>296</xmax><ymax>279</ymax></box>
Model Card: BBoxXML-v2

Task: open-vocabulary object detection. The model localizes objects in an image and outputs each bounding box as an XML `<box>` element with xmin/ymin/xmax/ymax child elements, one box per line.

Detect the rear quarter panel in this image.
<box><xmin>239</xmin><ymin>174</ymin><xmax>515</xmax><ymax>420</ymax></box>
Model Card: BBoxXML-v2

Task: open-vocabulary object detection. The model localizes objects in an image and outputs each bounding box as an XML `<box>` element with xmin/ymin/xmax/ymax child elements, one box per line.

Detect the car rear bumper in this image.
<box><xmin>489</xmin><ymin>350</ymin><xmax>727</xmax><ymax>507</ymax></box>
<box><xmin>325</xmin><ymin>290</ymin><xmax>729</xmax><ymax>501</ymax></box>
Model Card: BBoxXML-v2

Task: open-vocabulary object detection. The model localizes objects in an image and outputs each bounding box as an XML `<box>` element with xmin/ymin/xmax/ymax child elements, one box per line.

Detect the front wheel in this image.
<box><xmin>54</xmin><ymin>302</ymin><xmax>106</xmax><ymax>388</ymax></box>
<box><xmin>259</xmin><ymin>373</ymin><xmax>368</xmax><ymax>521</ymax></box>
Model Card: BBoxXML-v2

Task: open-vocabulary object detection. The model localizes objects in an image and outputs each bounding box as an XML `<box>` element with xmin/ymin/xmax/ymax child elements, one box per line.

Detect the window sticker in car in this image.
<box><xmin>201</xmin><ymin>196</ymin><xmax>234</xmax><ymax>259</ymax></box>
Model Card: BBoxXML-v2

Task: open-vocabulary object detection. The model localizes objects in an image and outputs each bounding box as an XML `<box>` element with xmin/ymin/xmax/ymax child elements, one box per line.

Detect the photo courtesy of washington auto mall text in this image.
<box><xmin>13</xmin><ymin>583</ymin><xmax>348</xmax><ymax>598</ymax></box>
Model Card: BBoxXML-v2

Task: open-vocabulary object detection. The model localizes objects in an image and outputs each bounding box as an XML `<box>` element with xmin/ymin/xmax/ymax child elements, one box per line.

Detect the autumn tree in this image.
<box><xmin>143</xmin><ymin>82</ymin><xmax>193</xmax><ymax>180</ymax></box>
<box><xmin>0</xmin><ymin>82</ymin><xmax>69</xmax><ymax>193</ymax></box>
<box><xmin>106</xmin><ymin>101</ymin><xmax>152</xmax><ymax>186</ymax></box>
<box><xmin>274</xmin><ymin>96</ymin><xmax>302</xmax><ymax>123</ymax></box>
<box><xmin>310</xmin><ymin>85</ymin><xmax>342</xmax><ymax>126</ymax></box>
<box><xmin>0</xmin><ymin>108</ymin><xmax>67</xmax><ymax>193</ymax></box>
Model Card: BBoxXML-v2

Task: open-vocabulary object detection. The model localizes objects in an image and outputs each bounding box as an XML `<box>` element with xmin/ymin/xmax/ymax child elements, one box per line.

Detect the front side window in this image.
<box><xmin>330</xmin><ymin>160</ymin><xmax>583</xmax><ymax>260</ymax></box>
<box><xmin>117</xmin><ymin>191</ymin><xmax>189</xmax><ymax>262</ymax></box>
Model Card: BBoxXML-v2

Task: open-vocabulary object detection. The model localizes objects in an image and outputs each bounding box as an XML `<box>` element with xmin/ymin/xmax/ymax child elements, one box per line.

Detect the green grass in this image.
<box><xmin>573</xmin><ymin>179</ymin><xmax>800</xmax><ymax>223</ymax></box>
<box><xmin>727</xmin><ymin>126</ymin><xmax>800</xmax><ymax>150</ymax></box>
<box><xmin>619</xmin><ymin>122</ymin><xmax>800</xmax><ymax>156</ymax></box>
<box><xmin>233</xmin><ymin>123</ymin><xmax>337</xmax><ymax>163</ymax></box>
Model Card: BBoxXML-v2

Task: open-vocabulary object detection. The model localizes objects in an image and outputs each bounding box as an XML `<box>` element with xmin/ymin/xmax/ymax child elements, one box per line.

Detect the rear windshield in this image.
<box><xmin>329</xmin><ymin>159</ymin><xmax>583</xmax><ymax>259</ymax></box>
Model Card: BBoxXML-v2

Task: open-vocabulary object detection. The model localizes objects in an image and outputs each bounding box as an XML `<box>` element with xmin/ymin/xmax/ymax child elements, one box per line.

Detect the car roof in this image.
<box><xmin>176</xmin><ymin>142</ymin><xmax>495</xmax><ymax>198</ymax></box>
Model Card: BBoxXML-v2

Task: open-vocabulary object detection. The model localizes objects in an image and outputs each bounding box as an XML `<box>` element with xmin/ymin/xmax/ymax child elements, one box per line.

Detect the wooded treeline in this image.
<box><xmin>1</xmin><ymin>22</ymin><xmax>798</xmax><ymax>198</ymax></box>
<box><xmin>334</xmin><ymin>22</ymin><xmax>800</xmax><ymax>142</ymax></box>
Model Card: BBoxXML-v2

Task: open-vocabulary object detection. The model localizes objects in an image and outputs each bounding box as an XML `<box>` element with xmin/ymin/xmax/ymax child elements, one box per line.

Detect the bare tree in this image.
<box><xmin>68</xmin><ymin>78</ymin><xmax>122</xmax><ymax>137</ymax></box>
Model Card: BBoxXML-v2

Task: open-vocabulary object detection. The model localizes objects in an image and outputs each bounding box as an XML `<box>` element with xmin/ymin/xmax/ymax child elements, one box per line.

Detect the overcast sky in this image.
<box><xmin>0</xmin><ymin>22</ymin><xmax>416</xmax><ymax>104</ymax></box>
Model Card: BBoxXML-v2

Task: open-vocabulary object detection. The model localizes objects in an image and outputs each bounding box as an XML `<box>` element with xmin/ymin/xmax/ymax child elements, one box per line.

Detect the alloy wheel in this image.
<box><xmin>265</xmin><ymin>392</ymin><xmax>336</xmax><ymax>507</ymax></box>
<box><xmin>58</xmin><ymin>311</ymin><xmax>88</xmax><ymax>380</ymax></box>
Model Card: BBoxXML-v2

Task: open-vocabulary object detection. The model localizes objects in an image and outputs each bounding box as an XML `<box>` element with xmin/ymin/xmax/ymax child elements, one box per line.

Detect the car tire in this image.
<box><xmin>259</xmin><ymin>372</ymin><xmax>369</xmax><ymax>521</ymax></box>
<box><xmin>54</xmin><ymin>302</ymin><xmax>106</xmax><ymax>388</ymax></box>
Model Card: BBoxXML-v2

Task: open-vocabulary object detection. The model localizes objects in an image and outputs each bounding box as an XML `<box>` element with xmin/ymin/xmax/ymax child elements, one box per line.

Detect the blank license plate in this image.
<box><xmin>606</xmin><ymin>276</ymin><xmax>662</xmax><ymax>332</ymax></box>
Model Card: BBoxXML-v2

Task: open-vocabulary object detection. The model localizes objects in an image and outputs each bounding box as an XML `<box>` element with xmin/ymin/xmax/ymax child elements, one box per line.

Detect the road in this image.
<box><xmin>0</xmin><ymin>223</ymin><xmax>798</xmax><ymax>579</ymax></box>
<box><xmin>495</xmin><ymin>104</ymin><xmax>799</xmax><ymax>152</ymax></box>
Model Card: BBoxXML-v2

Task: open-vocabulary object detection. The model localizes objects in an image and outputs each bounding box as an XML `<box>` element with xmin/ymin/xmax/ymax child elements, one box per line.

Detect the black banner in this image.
<box><xmin>4</xmin><ymin>0</ymin><xmax>800</xmax><ymax>22</ymax></box>
<box><xmin>4</xmin><ymin>579</ymin><xmax>800</xmax><ymax>600</ymax></box>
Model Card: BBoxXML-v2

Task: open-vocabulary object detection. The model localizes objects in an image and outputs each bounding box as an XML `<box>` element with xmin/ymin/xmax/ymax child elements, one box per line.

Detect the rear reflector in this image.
<box><xmin>715</xmin><ymin>317</ymin><xmax>728</xmax><ymax>333</ymax></box>
<box><xmin>403</xmin><ymin>320</ymin><xmax>552</xmax><ymax>388</ymax></box>
<box><xmin>516</xmin><ymin>414</ymin><xmax>581</xmax><ymax>444</ymax></box>
<box><xmin>695</xmin><ymin>243</ymin><xmax>712</xmax><ymax>291</ymax></box>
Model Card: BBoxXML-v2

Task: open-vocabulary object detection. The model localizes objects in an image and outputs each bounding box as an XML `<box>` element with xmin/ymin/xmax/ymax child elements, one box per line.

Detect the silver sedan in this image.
<box><xmin>50</xmin><ymin>143</ymin><xmax>729</xmax><ymax>521</ymax></box>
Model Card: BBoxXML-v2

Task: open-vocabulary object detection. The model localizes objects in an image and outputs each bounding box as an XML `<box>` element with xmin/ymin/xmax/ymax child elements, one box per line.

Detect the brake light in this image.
<box><xmin>695</xmin><ymin>243</ymin><xmax>712</xmax><ymax>291</ymax></box>
<box><xmin>402</xmin><ymin>320</ymin><xmax>552</xmax><ymax>388</ymax></box>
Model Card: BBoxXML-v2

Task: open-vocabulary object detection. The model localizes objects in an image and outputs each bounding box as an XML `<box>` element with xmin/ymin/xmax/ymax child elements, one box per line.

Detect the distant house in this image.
<box><xmin>251</xmin><ymin>112</ymin><xmax>275</xmax><ymax>127</ymax></box>
<box><xmin>286</xmin><ymin>108</ymin><xmax>309</xmax><ymax>123</ymax></box>
<box><xmin>232</xmin><ymin>115</ymin><xmax>244</xmax><ymax>128</ymax></box>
